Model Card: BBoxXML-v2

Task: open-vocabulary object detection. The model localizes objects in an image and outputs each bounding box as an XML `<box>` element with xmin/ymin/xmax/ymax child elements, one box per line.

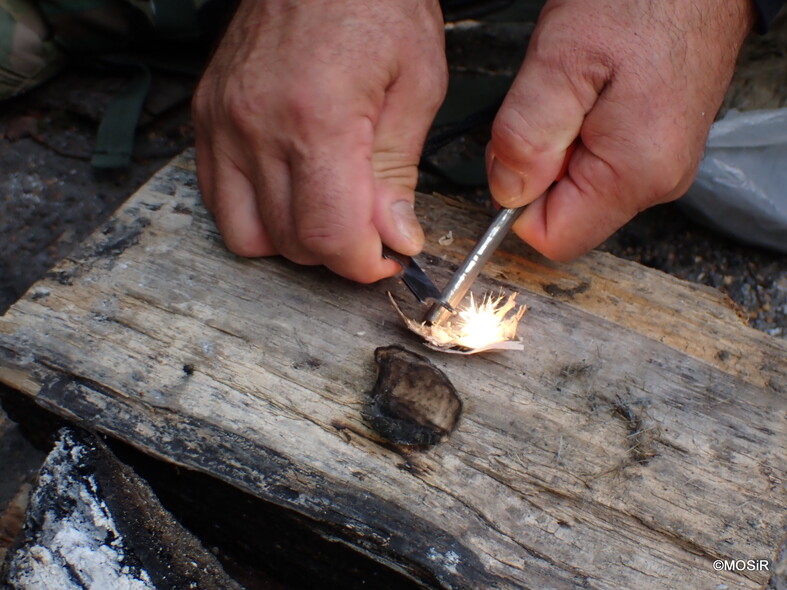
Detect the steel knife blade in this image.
<box><xmin>383</xmin><ymin>248</ymin><xmax>448</xmax><ymax>307</ymax></box>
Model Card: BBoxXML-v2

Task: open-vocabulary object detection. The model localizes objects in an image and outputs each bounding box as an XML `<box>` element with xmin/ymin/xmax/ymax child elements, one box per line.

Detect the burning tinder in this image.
<box><xmin>390</xmin><ymin>292</ymin><xmax>527</xmax><ymax>354</ymax></box>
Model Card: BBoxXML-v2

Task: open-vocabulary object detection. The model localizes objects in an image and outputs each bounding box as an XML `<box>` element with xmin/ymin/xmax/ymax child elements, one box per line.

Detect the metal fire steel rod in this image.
<box><xmin>424</xmin><ymin>205</ymin><xmax>524</xmax><ymax>326</ymax></box>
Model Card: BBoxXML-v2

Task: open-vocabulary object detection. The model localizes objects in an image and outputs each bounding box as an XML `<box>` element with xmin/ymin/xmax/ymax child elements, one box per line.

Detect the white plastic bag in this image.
<box><xmin>681</xmin><ymin>108</ymin><xmax>787</xmax><ymax>253</ymax></box>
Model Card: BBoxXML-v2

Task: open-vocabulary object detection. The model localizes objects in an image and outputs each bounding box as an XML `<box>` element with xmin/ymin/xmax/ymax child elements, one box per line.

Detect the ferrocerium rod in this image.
<box><xmin>425</xmin><ymin>205</ymin><xmax>524</xmax><ymax>326</ymax></box>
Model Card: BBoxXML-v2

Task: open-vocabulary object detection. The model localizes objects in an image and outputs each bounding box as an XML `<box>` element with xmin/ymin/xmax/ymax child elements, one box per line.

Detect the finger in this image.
<box><xmin>210</xmin><ymin>151</ymin><xmax>278</xmax><ymax>258</ymax></box>
<box><xmin>194</xmin><ymin>134</ymin><xmax>216</xmax><ymax>212</ymax></box>
<box><xmin>487</xmin><ymin>25</ymin><xmax>606</xmax><ymax>208</ymax></box>
<box><xmin>512</xmin><ymin>134</ymin><xmax>686</xmax><ymax>261</ymax></box>
<box><xmin>290</xmin><ymin>119</ymin><xmax>400</xmax><ymax>283</ymax></box>
<box><xmin>250</xmin><ymin>154</ymin><xmax>321</xmax><ymax>266</ymax></box>
<box><xmin>512</xmin><ymin>146</ymin><xmax>634</xmax><ymax>261</ymax></box>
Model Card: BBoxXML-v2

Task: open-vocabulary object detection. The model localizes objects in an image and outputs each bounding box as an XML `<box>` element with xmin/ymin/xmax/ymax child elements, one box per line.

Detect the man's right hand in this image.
<box><xmin>486</xmin><ymin>0</ymin><xmax>754</xmax><ymax>261</ymax></box>
<box><xmin>192</xmin><ymin>0</ymin><xmax>447</xmax><ymax>283</ymax></box>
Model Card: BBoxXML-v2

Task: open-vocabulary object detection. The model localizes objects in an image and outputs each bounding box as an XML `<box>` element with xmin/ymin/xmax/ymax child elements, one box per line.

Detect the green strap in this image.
<box><xmin>88</xmin><ymin>45</ymin><xmax>205</xmax><ymax>170</ymax></box>
<box><xmin>91</xmin><ymin>61</ymin><xmax>150</xmax><ymax>169</ymax></box>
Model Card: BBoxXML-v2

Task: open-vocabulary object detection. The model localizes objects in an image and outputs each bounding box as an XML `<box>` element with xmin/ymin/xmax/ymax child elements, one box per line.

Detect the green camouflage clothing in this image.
<box><xmin>0</xmin><ymin>0</ymin><xmax>63</xmax><ymax>98</ymax></box>
<box><xmin>0</xmin><ymin>0</ymin><xmax>208</xmax><ymax>99</ymax></box>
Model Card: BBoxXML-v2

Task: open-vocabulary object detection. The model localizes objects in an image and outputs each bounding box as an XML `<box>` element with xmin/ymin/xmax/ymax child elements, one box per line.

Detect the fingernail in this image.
<box><xmin>391</xmin><ymin>200</ymin><xmax>423</xmax><ymax>247</ymax></box>
<box><xmin>490</xmin><ymin>156</ymin><xmax>525</xmax><ymax>207</ymax></box>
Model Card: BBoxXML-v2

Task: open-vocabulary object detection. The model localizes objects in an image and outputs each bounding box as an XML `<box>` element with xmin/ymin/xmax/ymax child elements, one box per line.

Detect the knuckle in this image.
<box><xmin>284</xmin><ymin>86</ymin><xmax>321</xmax><ymax>128</ymax></box>
<box><xmin>491</xmin><ymin>114</ymin><xmax>539</xmax><ymax>161</ymax></box>
<box><xmin>281</xmin><ymin>79</ymin><xmax>346</xmax><ymax>138</ymax></box>
<box><xmin>296</xmin><ymin>220</ymin><xmax>350</xmax><ymax>259</ymax></box>
<box><xmin>224</xmin><ymin>89</ymin><xmax>261</xmax><ymax>130</ymax></box>
<box><xmin>572</xmin><ymin>154</ymin><xmax>619</xmax><ymax>198</ymax></box>
<box><xmin>570</xmin><ymin>156</ymin><xmax>635</xmax><ymax>220</ymax></box>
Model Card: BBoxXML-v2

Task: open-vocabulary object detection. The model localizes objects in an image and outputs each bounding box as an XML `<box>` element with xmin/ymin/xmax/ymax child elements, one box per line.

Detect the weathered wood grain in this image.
<box><xmin>0</xmin><ymin>150</ymin><xmax>784</xmax><ymax>589</ymax></box>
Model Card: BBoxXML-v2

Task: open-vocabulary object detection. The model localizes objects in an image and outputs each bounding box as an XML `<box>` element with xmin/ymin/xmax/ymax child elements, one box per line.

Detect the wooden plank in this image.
<box><xmin>0</xmin><ymin>150</ymin><xmax>784</xmax><ymax>589</ymax></box>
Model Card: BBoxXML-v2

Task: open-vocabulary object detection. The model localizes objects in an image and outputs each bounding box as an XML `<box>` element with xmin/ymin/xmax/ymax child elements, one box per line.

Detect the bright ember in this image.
<box><xmin>390</xmin><ymin>292</ymin><xmax>527</xmax><ymax>354</ymax></box>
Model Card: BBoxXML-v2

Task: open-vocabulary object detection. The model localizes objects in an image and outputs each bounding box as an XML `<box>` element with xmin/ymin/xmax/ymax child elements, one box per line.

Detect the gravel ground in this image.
<box><xmin>0</xmin><ymin>69</ymin><xmax>195</xmax><ymax>313</ymax></box>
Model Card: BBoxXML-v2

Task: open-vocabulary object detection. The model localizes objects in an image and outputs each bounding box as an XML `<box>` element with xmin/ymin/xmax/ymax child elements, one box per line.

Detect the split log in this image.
<box><xmin>0</xmin><ymin>150</ymin><xmax>784</xmax><ymax>589</ymax></box>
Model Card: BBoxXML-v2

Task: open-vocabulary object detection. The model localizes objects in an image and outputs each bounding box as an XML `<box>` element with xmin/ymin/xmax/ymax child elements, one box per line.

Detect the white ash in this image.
<box><xmin>3</xmin><ymin>431</ymin><xmax>154</xmax><ymax>590</ymax></box>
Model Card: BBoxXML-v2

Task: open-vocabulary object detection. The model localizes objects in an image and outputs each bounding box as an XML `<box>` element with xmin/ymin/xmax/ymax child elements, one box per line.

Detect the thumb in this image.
<box><xmin>487</xmin><ymin>26</ymin><xmax>603</xmax><ymax>208</ymax></box>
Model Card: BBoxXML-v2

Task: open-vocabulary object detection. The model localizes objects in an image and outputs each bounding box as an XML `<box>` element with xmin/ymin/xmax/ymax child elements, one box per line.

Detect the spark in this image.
<box><xmin>390</xmin><ymin>291</ymin><xmax>527</xmax><ymax>354</ymax></box>
<box><xmin>432</xmin><ymin>292</ymin><xmax>525</xmax><ymax>351</ymax></box>
<box><xmin>453</xmin><ymin>292</ymin><xmax>524</xmax><ymax>349</ymax></box>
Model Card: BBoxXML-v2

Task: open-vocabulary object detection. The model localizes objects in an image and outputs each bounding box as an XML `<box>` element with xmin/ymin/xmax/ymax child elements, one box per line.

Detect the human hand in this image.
<box><xmin>192</xmin><ymin>0</ymin><xmax>446</xmax><ymax>282</ymax></box>
<box><xmin>486</xmin><ymin>0</ymin><xmax>755</xmax><ymax>260</ymax></box>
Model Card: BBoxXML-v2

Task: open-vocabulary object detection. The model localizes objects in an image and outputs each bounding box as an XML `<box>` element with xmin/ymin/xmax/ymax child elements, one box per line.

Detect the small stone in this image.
<box><xmin>366</xmin><ymin>345</ymin><xmax>462</xmax><ymax>446</ymax></box>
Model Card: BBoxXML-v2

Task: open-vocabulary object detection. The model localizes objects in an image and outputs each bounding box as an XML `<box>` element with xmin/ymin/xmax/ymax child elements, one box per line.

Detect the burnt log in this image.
<box><xmin>1</xmin><ymin>427</ymin><xmax>242</xmax><ymax>590</ymax></box>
